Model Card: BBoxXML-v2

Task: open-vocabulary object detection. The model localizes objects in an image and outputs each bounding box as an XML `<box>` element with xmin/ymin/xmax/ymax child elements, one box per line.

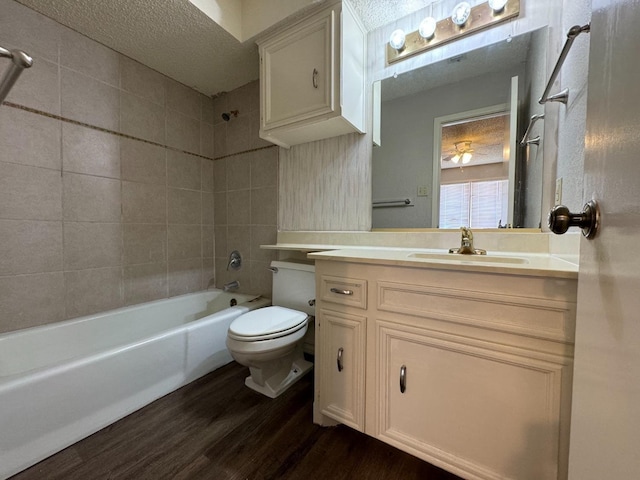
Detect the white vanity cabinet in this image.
<box><xmin>313</xmin><ymin>258</ymin><xmax>577</xmax><ymax>480</ymax></box>
<box><xmin>315</xmin><ymin>272</ymin><xmax>367</xmax><ymax>431</ymax></box>
<box><xmin>257</xmin><ymin>1</ymin><xmax>365</xmax><ymax>148</ymax></box>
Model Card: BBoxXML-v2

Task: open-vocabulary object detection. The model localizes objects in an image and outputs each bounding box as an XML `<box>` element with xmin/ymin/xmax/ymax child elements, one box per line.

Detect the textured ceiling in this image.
<box><xmin>15</xmin><ymin>0</ymin><xmax>436</xmax><ymax>96</ymax></box>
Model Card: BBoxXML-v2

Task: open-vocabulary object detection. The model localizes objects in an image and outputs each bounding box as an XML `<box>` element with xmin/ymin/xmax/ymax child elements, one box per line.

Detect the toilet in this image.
<box><xmin>226</xmin><ymin>259</ymin><xmax>315</xmax><ymax>398</ymax></box>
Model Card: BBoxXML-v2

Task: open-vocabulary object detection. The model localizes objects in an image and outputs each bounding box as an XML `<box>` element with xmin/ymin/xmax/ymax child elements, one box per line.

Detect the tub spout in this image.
<box><xmin>223</xmin><ymin>280</ymin><xmax>239</xmax><ymax>292</ymax></box>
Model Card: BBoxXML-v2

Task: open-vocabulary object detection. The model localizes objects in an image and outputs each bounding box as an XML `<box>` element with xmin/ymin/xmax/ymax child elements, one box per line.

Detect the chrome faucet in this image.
<box><xmin>449</xmin><ymin>227</ymin><xmax>487</xmax><ymax>255</ymax></box>
<box><xmin>223</xmin><ymin>280</ymin><xmax>240</xmax><ymax>292</ymax></box>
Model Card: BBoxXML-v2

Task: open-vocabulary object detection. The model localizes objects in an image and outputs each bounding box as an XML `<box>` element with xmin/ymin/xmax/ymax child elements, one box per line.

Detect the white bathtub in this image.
<box><xmin>0</xmin><ymin>290</ymin><xmax>268</xmax><ymax>479</ymax></box>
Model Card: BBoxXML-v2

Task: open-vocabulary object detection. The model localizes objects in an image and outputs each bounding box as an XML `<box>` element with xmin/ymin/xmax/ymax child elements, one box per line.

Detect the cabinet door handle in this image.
<box><xmin>330</xmin><ymin>288</ymin><xmax>353</xmax><ymax>295</ymax></box>
<box><xmin>337</xmin><ymin>347</ymin><xmax>344</xmax><ymax>372</ymax></box>
<box><xmin>400</xmin><ymin>365</ymin><xmax>407</xmax><ymax>393</ymax></box>
<box><xmin>312</xmin><ymin>68</ymin><xmax>318</xmax><ymax>88</ymax></box>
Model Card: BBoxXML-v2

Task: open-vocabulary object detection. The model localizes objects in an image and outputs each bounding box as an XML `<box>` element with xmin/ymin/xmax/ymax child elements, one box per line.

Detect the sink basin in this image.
<box><xmin>407</xmin><ymin>252</ymin><xmax>530</xmax><ymax>265</ymax></box>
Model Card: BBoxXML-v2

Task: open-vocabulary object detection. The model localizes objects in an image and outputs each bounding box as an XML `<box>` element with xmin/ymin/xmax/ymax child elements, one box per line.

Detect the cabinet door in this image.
<box><xmin>376</xmin><ymin>320</ymin><xmax>569</xmax><ymax>480</ymax></box>
<box><xmin>261</xmin><ymin>9</ymin><xmax>335</xmax><ymax>130</ymax></box>
<box><xmin>319</xmin><ymin>309</ymin><xmax>366</xmax><ymax>431</ymax></box>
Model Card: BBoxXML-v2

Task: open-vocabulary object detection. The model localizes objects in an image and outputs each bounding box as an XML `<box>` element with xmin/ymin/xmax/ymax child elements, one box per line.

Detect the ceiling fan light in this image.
<box><xmin>451</xmin><ymin>154</ymin><xmax>461</xmax><ymax>164</ymax></box>
<box><xmin>462</xmin><ymin>152</ymin><xmax>473</xmax><ymax>164</ymax></box>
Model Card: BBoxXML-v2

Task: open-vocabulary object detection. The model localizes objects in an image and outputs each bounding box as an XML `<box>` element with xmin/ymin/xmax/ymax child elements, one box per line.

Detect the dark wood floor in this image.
<box><xmin>12</xmin><ymin>362</ymin><xmax>461</xmax><ymax>480</ymax></box>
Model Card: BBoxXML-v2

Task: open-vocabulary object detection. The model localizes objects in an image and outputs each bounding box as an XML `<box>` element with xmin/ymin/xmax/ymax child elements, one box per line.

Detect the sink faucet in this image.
<box><xmin>449</xmin><ymin>227</ymin><xmax>487</xmax><ymax>255</ymax></box>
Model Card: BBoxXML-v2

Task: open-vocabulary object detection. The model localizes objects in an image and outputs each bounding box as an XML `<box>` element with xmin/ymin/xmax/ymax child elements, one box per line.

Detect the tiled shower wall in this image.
<box><xmin>211</xmin><ymin>82</ymin><xmax>279</xmax><ymax>299</ymax></box>
<box><xmin>0</xmin><ymin>0</ymin><xmax>220</xmax><ymax>334</ymax></box>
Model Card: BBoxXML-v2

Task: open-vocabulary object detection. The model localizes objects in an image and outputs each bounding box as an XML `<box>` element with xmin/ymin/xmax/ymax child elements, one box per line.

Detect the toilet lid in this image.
<box><xmin>229</xmin><ymin>306</ymin><xmax>308</xmax><ymax>339</ymax></box>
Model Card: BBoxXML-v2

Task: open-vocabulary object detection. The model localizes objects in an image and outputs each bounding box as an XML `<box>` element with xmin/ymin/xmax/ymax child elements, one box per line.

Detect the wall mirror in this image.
<box><xmin>372</xmin><ymin>27</ymin><xmax>548</xmax><ymax>229</ymax></box>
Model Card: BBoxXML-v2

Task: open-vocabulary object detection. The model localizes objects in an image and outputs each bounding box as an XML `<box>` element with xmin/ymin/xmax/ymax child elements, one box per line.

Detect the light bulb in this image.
<box><xmin>461</xmin><ymin>152</ymin><xmax>472</xmax><ymax>164</ymax></box>
<box><xmin>419</xmin><ymin>17</ymin><xmax>437</xmax><ymax>40</ymax></box>
<box><xmin>488</xmin><ymin>0</ymin><xmax>508</xmax><ymax>13</ymax></box>
<box><xmin>451</xmin><ymin>2</ymin><xmax>471</xmax><ymax>26</ymax></box>
<box><xmin>389</xmin><ymin>29</ymin><xmax>406</xmax><ymax>51</ymax></box>
<box><xmin>451</xmin><ymin>154</ymin><xmax>461</xmax><ymax>164</ymax></box>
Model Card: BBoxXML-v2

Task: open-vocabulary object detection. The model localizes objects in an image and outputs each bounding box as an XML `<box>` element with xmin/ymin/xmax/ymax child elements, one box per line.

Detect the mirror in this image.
<box><xmin>372</xmin><ymin>27</ymin><xmax>548</xmax><ymax>229</ymax></box>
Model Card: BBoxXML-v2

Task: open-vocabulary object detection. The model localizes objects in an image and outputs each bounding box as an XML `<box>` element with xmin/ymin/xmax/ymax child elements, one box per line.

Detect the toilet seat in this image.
<box><xmin>228</xmin><ymin>306</ymin><xmax>308</xmax><ymax>342</ymax></box>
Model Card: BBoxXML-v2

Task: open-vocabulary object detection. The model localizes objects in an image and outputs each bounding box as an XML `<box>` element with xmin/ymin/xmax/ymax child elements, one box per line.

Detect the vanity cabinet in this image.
<box><xmin>313</xmin><ymin>258</ymin><xmax>577</xmax><ymax>480</ymax></box>
<box><xmin>257</xmin><ymin>1</ymin><xmax>365</xmax><ymax>148</ymax></box>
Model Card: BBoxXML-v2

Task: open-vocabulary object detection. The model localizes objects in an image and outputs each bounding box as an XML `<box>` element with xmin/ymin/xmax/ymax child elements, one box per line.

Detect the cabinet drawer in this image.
<box><xmin>320</xmin><ymin>275</ymin><xmax>367</xmax><ymax>309</ymax></box>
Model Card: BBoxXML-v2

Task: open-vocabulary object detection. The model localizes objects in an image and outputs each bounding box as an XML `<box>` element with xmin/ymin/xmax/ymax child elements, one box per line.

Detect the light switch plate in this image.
<box><xmin>417</xmin><ymin>186</ymin><xmax>429</xmax><ymax>196</ymax></box>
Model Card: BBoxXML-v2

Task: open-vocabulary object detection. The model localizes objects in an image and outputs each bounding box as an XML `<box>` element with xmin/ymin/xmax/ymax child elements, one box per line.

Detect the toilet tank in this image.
<box><xmin>271</xmin><ymin>259</ymin><xmax>315</xmax><ymax>316</ymax></box>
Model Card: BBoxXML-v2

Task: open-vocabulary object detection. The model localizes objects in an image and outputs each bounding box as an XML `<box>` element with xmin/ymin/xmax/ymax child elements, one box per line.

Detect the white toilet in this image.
<box><xmin>226</xmin><ymin>259</ymin><xmax>315</xmax><ymax>398</ymax></box>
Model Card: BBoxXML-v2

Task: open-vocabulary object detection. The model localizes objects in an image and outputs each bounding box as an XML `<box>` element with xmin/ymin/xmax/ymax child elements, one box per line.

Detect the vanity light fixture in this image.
<box><xmin>451</xmin><ymin>2</ymin><xmax>472</xmax><ymax>27</ymax></box>
<box><xmin>488</xmin><ymin>0</ymin><xmax>509</xmax><ymax>13</ymax></box>
<box><xmin>387</xmin><ymin>0</ymin><xmax>520</xmax><ymax>64</ymax></box>
<box><xmin>419</xmin><ymin>17</ymin><xmax>437</xmax><ymax>40</ymax></box>
<box><xmin>389</xmin><ymin>29</ymin><xmax>406</xmax><ymax>51</ymax></box>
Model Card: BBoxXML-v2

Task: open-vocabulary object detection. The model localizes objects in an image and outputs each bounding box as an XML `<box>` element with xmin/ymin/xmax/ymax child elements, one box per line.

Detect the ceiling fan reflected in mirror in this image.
<box><xmin>443</xmin><ymin>140</ymin><xmax>475</xmax><ymax>164</ymax></box>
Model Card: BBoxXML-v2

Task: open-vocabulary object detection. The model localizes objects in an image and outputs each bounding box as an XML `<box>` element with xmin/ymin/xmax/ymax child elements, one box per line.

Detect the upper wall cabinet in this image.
<box><xmin>257</xmin><ymin>1</ymin><xmax>366</xmax><ymax>148</ymax></box>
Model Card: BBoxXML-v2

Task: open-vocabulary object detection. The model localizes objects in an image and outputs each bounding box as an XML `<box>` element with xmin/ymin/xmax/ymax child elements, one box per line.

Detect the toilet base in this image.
<box><xmin>245</xmin><ymin>357</ymin><xmax>313</xmax><ymax>399</ymax></box>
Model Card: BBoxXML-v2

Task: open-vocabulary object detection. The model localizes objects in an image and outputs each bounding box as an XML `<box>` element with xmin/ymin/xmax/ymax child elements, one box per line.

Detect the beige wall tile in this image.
<box><xmin>251</xmin><ymin>147</ymin><xmax>278</xmax><ymax>188</ymax></box>
<box><xmin>0</xmin><ymin>162</ymin><xmax>62</xmax><ymax>221</ymax></box>
<box><xmin>227</xmin><ymin>226</ymin><xmax>251</xmax><ymax>262</ymax></box>
<box><xmin>214</xmin><ymin>226</ymin><xmax>227</xmax><ymax>258</ymax></box>
<box><xmin>120</xmin><ymin>56</ymin><xmax>166</xmax><ymax>106</ymax></box>
<box><xmin>201</xmin><ymin>122</ymin><xmax>214</xmax><ymax>157</ymax></box>
<box><xmin>167</xmin><ymin>151</ymin><xmax>201</xmax><ymax>190</ymax></box>
<box><xmin>65</xmin><ymin>267</ymin><xmax>123</xmax><ymax>319</ymax></box>
<box><xmin>0</xmin><ymin>108</ymin><xmax>61</xmax><ymax>170</ymax></box>
<box><xmin>212</xmin><ymin>94</ymin><xmax>228</xmax><ymax>126</ymax></box>
<box><xmin>124</xmin><ymin>262</ymin><xmax>168</xmax><ymax>306</ymax></box>
<box><xmin>213</xmin><ymin>192</ymin><xmax>227</xmax><ymax>225</ymax></box>
<box><xmin>123</xmin><ymin>224</ymin><xmax>167</xmax><ymax>266</ymax></box>
<box><xmin>213</xmin><ymin>158</ymin><xmax>226</xmax><ymax>192</ymax></box>
<box><xmin>168</xmin><ymin>225</ymin><xmax>202</xmax><ymax>260</ymax></box>
<box><xmin>6</xmin><ymin>57</ymin><xmax>60</xmax><ymax>115</ymax></box>
<box><xmin>250</xmin><ymin>225</ymin><xmax>277</xmax><ymax>262</ymax></box>
<box><xmin>60</xmin><ymin>28</ymin><xmax>119</xmax><ymax>87</ymax></box>
<box><xmin>61</xmin><ymin>68</ymin><xmax>120</xmax><ymax>131</ymax></box>
<box><xmin>168</xmin><ymin>258</ymin><xmax>203</xmax><ymax>297</ymax></box>
<box><xmin>249</xmin><ymin>260</ymin><xmax>273</xmax><ymax>298</ymax></box>
<box><xmin>166</xmin><ymin>78</ymin><xmax>202</xmax><ymax>120</ymax></box>
<box><xmin>227</xmin><ymin>189</ymin><xmax>250</xmax><ymax>225</ymax></box>
<box><xmin>227</xmin><ymin>81</ymin><xmax>257</xmax><ymax>117</ymax></box>
<box><xmin>120</xmin><ymin>91</ymin><xmax>166</xmax><ymax>144</ymax></box>
<box><xmin>226</xmin><ymin>114</ymin><xmax>251</xmax><ymax>156</ymax></box>
<box><xmin>63</xmin><ymin>173</ymin><xmax>121</xmax><ymax>222</ymax></box>
<box><xmin>62</xmin><ymin>123</ymin><xmax>120</xmax><ymax>178</ymax></box>
<box><xmin>251</xmin><ymin>187</ymin><xmax>277</xmax><ymax>226</ymax></box>
<box><xmin>0</xmin><ymin>0</ymin><xmax>60</xmax><ymax>62</ymax></box>
<box><xmin>202</xmin><ymin>225</ymin><xmax>214</xmax><ymax>259</ymax></box>
<box><xmin>120</xmin><ymin>138</ymin><xmax>166</xmax><ymax>185</ymax></box>
<box><xmin>168</xmin><ymin>188</ymin><xmax>202</xmax><ymax>225</ymax></box>
<box><xmin>166</xmin><ymin>112</ymin><xmax>200</xmax><ymax>153</ymax></box>
<box><xmin>63</xmin><ymin>222</ymin><xmax>122</xmax><ymax>270</ymax></box>
<box><xmin>122</xmin><ymin>181</ymin><xmax>166</xmax><ymax>224</ymax></box>
<box><xmin>201</xmin><ymin>95</ymin><xmax>214</xmax><ymax>124</ymax></box>
<box><xmin>227</xmin><ymin>153</ymin><xmax>251</xmax><ymax>190</ymax></box>
<box><xmin>0</xmin><ymin>219</ymin><xmax>62</xmax><ymax>276</ymax></box>
<box><xmin>213</xmin><ymin>123</ymin><xmax>227</xmax><ymax>158</ymax></box>
<box><xmin>202</xmin><ymin>257</ymin><xmax>215</xmax><ymax>289</ymax></box>
<box><xmin>201</xmin><ymin>159</ymin><xmax>214</xmax><ymax>192</ymax></box>
<box><xmin>0</xmin><ymin>272</ymin><xmax>66</xmax><ymax>334</ymax></box>
<box><xmin>202</xmin><ymin>192</ymin><xmax>214</xmax><ymax>226</ymax></box>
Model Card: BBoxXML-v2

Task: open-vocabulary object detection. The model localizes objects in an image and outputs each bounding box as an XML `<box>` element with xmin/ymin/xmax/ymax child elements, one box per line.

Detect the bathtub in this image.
<box><xmin>0</xmin><ymin>290</ymin><xmax>268</xmax><ymax>479</ymax></box>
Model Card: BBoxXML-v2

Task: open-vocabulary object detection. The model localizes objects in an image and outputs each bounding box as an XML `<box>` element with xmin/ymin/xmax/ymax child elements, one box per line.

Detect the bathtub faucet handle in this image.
<box><xmin>227</xmin><ymin>250</ymin><xmax>242</xmax><ymax>271</ymax></box>
<box><xmin>308</xmin><ymin>299</ymin><xmax>315</xmax><ymax>307</ymax></box>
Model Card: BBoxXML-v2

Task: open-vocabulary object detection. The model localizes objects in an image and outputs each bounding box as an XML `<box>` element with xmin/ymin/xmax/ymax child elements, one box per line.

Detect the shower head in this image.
<box><xmin>221</xmin><ymin>110</ymin><xmax>239</xmax><ymax>121</ymax></box>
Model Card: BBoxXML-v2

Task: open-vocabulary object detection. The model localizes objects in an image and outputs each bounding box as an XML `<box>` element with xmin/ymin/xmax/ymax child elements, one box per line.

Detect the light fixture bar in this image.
<box><xmin>386</xmin><ymin>0</ymin><xmax>520</xmax><ymax>65</ymax></box>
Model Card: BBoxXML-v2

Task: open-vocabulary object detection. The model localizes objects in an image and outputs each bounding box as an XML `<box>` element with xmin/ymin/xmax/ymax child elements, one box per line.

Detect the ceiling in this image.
<box><xmin>16</xmin><ymin>0</ymin><xmax>433</xmax><ymax>97</ymax></box>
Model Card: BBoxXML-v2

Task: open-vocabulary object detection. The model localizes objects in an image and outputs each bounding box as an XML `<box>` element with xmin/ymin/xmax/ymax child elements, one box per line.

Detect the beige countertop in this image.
<box><xmin>306</xmin><ymin>247</ymin><xmax>579</xmax><ymax>279</ymax></box>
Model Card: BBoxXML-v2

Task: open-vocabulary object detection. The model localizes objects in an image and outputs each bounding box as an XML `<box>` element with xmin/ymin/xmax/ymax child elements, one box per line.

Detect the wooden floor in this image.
<box><xmin>12</xmin><ymin>362</ymin><xmax>462</xmax><ymax>480</ymax></box>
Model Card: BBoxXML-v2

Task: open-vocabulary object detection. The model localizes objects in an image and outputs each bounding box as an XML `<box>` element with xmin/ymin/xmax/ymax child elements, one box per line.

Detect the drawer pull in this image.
<box><xmin>400</xmin><ymin>365</ymin><xmax>407</xmax><ymax>393</ymax></box>
<box><xmin>337</xmin><ymin>347</ymin><xmax>344</xmax><ymax>372</ymax></box>
<box><xmin>312</xmin><ymin>68</ymin><xmax>319</xmax><ymax>88</ymax></box>
<box><xmin>330</xmin><ymin>288</ymin><xmax>353</xmax><ymax>296</ymax></box>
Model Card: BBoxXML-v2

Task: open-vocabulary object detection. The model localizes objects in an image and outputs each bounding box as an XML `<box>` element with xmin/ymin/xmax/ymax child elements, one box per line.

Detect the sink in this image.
<box><xmin>407</xmin><ymin>252</ymin><xmax>530</xmax><ymax>265</ymax></box>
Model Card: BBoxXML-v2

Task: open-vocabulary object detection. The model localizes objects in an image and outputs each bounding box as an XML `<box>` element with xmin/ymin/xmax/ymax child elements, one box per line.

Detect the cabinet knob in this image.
<box><xmin>400</xmin><ymin>365</ymin><xmax>407</xmax><ymax>393</ymax></box>
<box><xmin>312</xmin><ymin>68</ymin><xmax>318</xmax><ymax>89</ymax></box>
<box><xmin>337</xmin><ymin>347</ymin><xmax>344</xmax><ymax>372</ymax></box>
<box><xmin>548</xmin><ymin>199</ymin><xmax>599</xmax><ymax>239</ymax></box>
